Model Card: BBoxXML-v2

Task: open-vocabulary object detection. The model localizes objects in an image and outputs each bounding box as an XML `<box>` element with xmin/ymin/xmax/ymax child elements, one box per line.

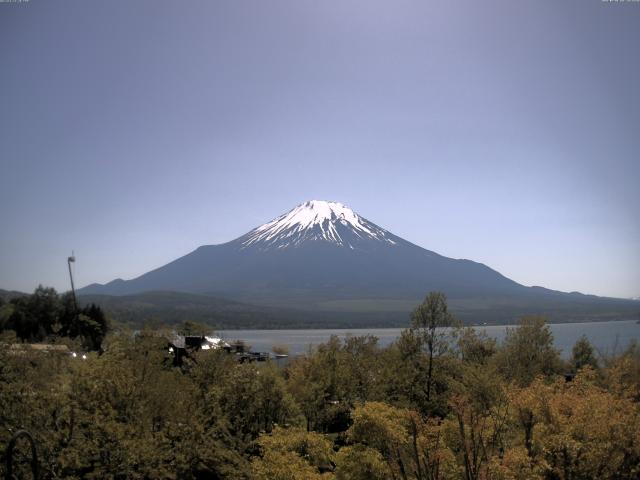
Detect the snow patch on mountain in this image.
<box><xmin>239</xmin><ymin>200</ymin><xmax>397</xmax><ymax>250</ymax></box>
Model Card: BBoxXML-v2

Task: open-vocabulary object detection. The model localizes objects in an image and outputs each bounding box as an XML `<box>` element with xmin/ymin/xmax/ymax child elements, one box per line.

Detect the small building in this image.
<box><xmin>167</xmin><ymin>335</ymin><xmax>269</xmax><ymax>366</ymax></box>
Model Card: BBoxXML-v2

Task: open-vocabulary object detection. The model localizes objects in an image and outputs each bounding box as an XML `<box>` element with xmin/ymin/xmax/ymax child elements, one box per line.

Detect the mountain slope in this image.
<box><xmin>78</xmin><ymin>200</ymin><xmax>639</xmax><ymax>323</ymax></box>
<box><xmin>79</xmin><ymin>201</ymin><xmax>523</xmax><ymax>301</ymax></box>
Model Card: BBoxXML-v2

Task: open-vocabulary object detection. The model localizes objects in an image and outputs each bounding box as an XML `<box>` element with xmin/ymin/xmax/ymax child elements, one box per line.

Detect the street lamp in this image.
<box><xmin>68</xmin><ymin>253</ymin><xmax>78</xmax><ymax>313</ymax></box>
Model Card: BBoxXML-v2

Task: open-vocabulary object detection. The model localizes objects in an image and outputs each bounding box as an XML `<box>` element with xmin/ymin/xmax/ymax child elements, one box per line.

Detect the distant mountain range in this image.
<box><xmin>77</xmin><ymin>200</ymin><xmax>639</xmax><ymax>327</ymax></box>
<box><xmin>0</xmin><ymin>289</ymin><xmax>28</xmax><ymax>302</ymax></box>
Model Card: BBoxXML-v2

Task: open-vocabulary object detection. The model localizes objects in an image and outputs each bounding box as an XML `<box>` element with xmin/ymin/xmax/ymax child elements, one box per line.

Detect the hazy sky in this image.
<box><xmin>1</xmin><ymin>0</ymin><xmax>638</xmax><ymax>298</ymax></box>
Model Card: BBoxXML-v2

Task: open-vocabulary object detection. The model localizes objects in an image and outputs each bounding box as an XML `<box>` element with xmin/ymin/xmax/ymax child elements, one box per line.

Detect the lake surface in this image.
<box><xmin>219</xmin><ymin>320</ymin><xmax>640</xmax><ymax>357</ymax></box>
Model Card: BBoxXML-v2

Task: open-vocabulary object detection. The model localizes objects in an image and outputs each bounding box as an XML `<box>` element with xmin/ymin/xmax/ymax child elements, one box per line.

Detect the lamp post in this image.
<box><xmin>67</xmin><ymin>253</ymin><xmax>78</xmax><ymax>313</ymax></box>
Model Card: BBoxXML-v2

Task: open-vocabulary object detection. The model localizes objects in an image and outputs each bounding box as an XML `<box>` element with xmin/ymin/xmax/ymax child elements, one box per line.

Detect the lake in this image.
<box><xmin>219</xmin><ymin>320</ymin><xmax>640</xmax><ymax>357</ymax></box>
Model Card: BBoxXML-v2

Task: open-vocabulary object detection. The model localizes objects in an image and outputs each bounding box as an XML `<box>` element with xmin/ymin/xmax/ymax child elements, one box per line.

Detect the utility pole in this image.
<box><xmin>68</xmin><ymin>253</ymin><xmax>78</xmax><ymax>313</ymax></box>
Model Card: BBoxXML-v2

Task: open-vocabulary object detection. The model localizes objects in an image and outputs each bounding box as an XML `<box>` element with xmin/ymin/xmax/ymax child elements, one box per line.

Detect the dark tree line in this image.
<box><xmin>0</xmin><ymin>285</ymin><xmax>108</xmax><ymax>350</ymax></box>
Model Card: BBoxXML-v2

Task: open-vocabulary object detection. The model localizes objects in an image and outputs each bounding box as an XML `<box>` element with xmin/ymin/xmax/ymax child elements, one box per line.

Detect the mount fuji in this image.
<box><xmin>78</xmin><ymin>200</ymin><xmax>639</xmax><ymax>325</ymax></box>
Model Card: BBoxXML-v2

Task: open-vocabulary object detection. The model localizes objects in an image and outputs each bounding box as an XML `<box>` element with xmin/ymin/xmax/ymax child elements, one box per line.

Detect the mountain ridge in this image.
<box><xmin>77</xmin><ymin>200</ymin><xmax>639</xmax><ymax>324</ymax></box>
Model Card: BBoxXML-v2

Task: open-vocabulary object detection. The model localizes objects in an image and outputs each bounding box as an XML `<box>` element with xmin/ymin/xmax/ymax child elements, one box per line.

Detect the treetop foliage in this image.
<box><xmin>1</xmin><ymin>290</ymin><xmax>639</xmax><ymax>479</ymax></box>
<box><xmin>0</xmin><ymin>285</ymin><xmax>108</xmax><ymax>351</ymax></box>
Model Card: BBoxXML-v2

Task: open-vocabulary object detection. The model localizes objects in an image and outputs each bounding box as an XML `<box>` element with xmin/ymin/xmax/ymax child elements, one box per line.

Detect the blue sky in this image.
<box><xmin>1</xmin><ymin>0</ymin><xmax>638</xmax><ymax>298</ymax></box>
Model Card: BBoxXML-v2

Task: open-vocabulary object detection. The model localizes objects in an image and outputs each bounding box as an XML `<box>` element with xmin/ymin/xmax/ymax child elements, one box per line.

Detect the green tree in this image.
<box><xmin>286</xmin><ymin>354</ymin><xmax>328</xmax><ymax>432</ymax></box>
<box><xmin>7</xmin><ymin>297</ymin><xmax>40</xmax><ymax>341</ymax></box>
<box><xmin>251</xmin><ymin>426</ymin><xmax>335</xmax><ymax>480</ymax></box>
<box><xmin>495</xmin><ymin>316</ymin><xmax>562</xmax><ymax>386</ymax></box>
<box><xmin>286</xmin><ymin>335</ymin><xmax>380</xmax><ymax>433</ymax></box>
<box><xmin>5</xmin><ymin>286</ymin><xmax>62</xmax><ymax>342</ymax></box>
<box><xmin>457</xmin><ymin>327</ymin><xmax>497</xmax><ymax>366</ymax></box>
<box><xmin>409</xmin><ymin>292</ymin><xmax>458</xmax><ymax>411</ymax></box>
<box><xmin>28</xmin><ymin>285</ymin><xmax>61</xmax><ymax>334</ymax></box>
<box><xmin>177</xmin><ymin>320</ymin><xmax>211</xmax><ymax>336</ymax></box>
<box><xmin>58</xmin><ymin>295</ymin><xmax>109</xmax><ymax>351</ymax></box>
<box><xmin>509</xmin><ymin>370</ymin><xmax>640</xmax><ymax>479</ymax></box>
<box><xmin>63</xmin><ymin>334</ymin><xmax>250</xmax><ymax>478</ymax></box>
<box><xmin>340</xmin><ymin>334</ymin><xmax>381</xmax><ymax>404</ymax></box>
<box><xmin>79</xmin><ymin>303</ymin><xmax>108</xmax><ymax>351</ymax></box>
<box><xmin>571</xmin><ymin>335</ymin><xmax>598</xmax><ymax>372</ymax></box>
<box><xmin>0</xmin><ymin>297</ymin><xmax>9</xmax><ymax>333</ymax></box>
<box><xmin>215</xmin><ymin>362</ymin><xmax>300</xmax><ymax>442</ymax></box>
<box><xmin>447</xmin><ymin>364</ymin><xmax>510</xmax><ymax>480</ymax></box>
<box><xmin>381</xmin><ymin>329</ymin><xmax>430</xmax><ymax>410</ymax></box>
<box><xmin>346</xmin><ymin>402</ymin><xmax>459</xmax><ymax>480</ymax></box>
<box><xmin>334</xmin><ymin>445</ymin><xmax>390</xmax><ymax>480</ymax></box>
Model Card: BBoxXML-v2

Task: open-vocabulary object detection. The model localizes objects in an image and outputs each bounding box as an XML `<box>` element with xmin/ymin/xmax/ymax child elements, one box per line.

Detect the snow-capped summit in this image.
<box><xmin>238</xmin><ymin>200</ymin><xmax>398</xmax><ymax>250</ymax></box>
<box><xmin>77</xmin><ymin>200</ymin><xmax>640</xmax><ymax>327</ymax></box>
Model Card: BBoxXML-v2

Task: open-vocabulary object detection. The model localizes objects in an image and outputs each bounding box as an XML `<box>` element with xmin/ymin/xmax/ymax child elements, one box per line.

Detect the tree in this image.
<box><xmin>286</xmin><ymin>354</ymin><xmax>328</xmax><ymax>432</ymax></box>
<box><xmin>334</xmin><ymin>445</ymin><xmax>390</xmax><ymax>480</ymax></box>
<box><xmin>346</xmin><ymin>402</ymin><xmax>459</xmax><ymax>480</ymax></box>
<box><xmin>410</xmin><ymin>292</ymin><xmax>458</xmax><ymax>407</ymax></box>
<box><xmin>509</xmin><ymin>370</ymin><xmax>640</xmax><ymax>479</ymax></box>
<box><xmin>62</xmin><ymin>334</ymin><xmax>250</xmax><ymax>478</ymax></box>
<box><xmin>215</xmin><ymin>363</ymin><xmax>300</xmax><ymax>442</ymax></box>
<box><xmin>571</xmin><ymin>335</ymin><xmax>598</xmax><ymax>372</ymax></box>
<box><xmin>340</xmin><ymin>334</ymin><xmax>381</xmax><ymax>404</ymax></box>
<box><xmin>286</xmin><ymin>335</ymin><xmax>381</xmax><ymax>433</ymax></box>
<box><xmin>7</xmin><ymin>297</ymin><xmax>41</xmax><ymax>341</ymax></box>
<box><xmin>381</xmin><ymin>329</ymin><xmax>430</xmax><ymax>410</ymax></box>
<box><xmin>495</xmin><ymin>316</ymin><xmax>562</xmax><ymax>386</ymax></box>
<box><xmin>456</xmin><ymin>327</ymin><xmax>497</xmax><ymax>366</ymax></box>
<box><xmin>602</xmin><ymin>340</ymin><xmax>640</xmax><ymax>401</ymax></box>
<box><xmin>177</xmin><ymin>320</ymin><xmax>211</xmax><ymax>336</ymax></box>
<box><xmin>6</xmin><ymin>286</ymin><xmax>61</xmax><ymax>342</ymax></box>
<box><xmin>28</xmin><ymin>285</ymin><xmax>61</xmax><ymax>335</ymax></box>
<box><xmin>251</xmin><ymin>426</ymin><xmax>335</xmax><ymax>480</ymax></box>
<box><xmin>58</xmin><ymin>291</ymin><xmax>78</xmax><ymax>335</ymax></box>
<box><xmin>0</xmin><ymin>287</ymin><xmax>107</xmax><ymax>350</ymax></box>
<box><xmin>447</xmin><ymin>365</ymin><xmax>510</xmax><ymax>480</ymax></box>
<box><xmin>79</xmin><ymin>303</ymin><xmax>108</xmax><ymax>351</ymax></box>
<box><xmin>0</xmin><ymin>297</ymin><xmax>10</xmax><ymax>333</ymax></box>
<box><xmin>58</xmin><ymin>295</ymin><xmax>109</xmax><ymax>351</ymax></box>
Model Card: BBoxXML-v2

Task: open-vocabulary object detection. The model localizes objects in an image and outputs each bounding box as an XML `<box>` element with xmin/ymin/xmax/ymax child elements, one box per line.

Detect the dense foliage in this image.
<box><xmin>0</xmin><ymin>286</ymin><xmax>108</xmax><ymax>350</ymax></box>
<box><xmin>1</xmin><ymin>291</ymin><xmax>639</xmax><ymax>479</ymax></box>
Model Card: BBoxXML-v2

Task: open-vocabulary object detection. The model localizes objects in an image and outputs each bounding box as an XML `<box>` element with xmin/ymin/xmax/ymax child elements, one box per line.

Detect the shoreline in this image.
<box><xmin>215</xmin><ymin>317</ymin><xmax>639</xmax><ymax>332</ymax></box>
<box><xmin>217</xmin><ymin>319</ymin><xmax>640</xmax><ymax>358</ymax></box>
